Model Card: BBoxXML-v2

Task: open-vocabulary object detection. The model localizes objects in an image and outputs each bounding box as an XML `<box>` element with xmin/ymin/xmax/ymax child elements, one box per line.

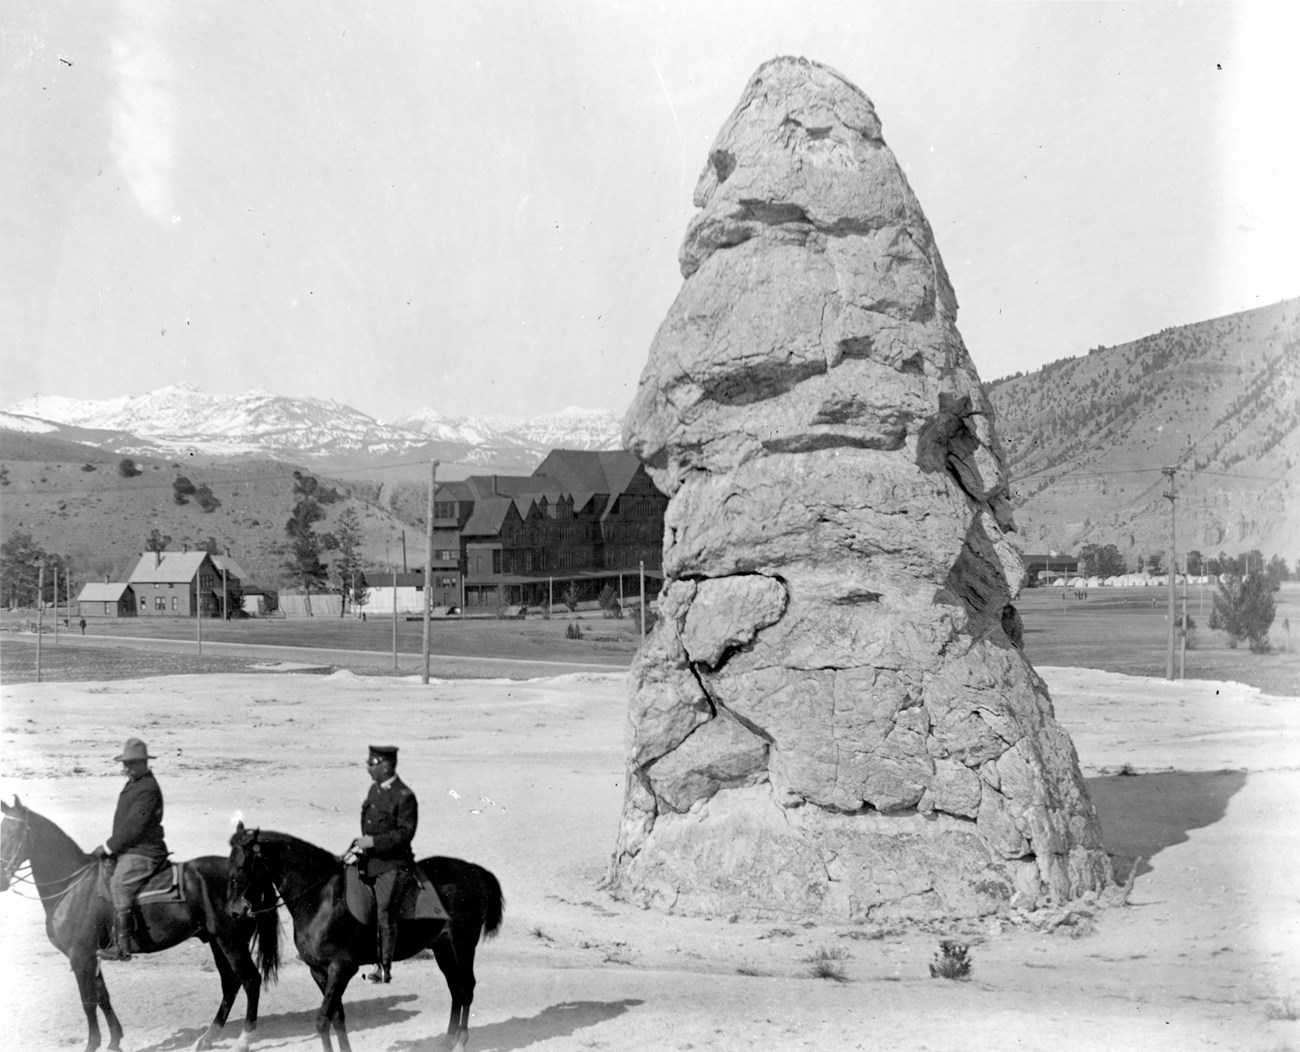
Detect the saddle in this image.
<box><xmin>343</xmin><ymin>864</ymin><xmax>449</xmax><ymax>927</ymax></box>
<box><xmin>94</xmin><ymin>859</ymin><xmax>184</xmax><ymax>905</ymax></box>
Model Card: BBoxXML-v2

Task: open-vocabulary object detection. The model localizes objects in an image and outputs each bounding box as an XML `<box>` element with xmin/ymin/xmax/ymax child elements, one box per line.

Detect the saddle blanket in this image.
<box><xmin>94</xmin><ymin>860</ymin><xmax>184</xmax><ymax>905</ymax></box>
<box><xmin>344</xmin><ymin>865</ymin><xmax>449</xmax><ymax>927</ymax></box>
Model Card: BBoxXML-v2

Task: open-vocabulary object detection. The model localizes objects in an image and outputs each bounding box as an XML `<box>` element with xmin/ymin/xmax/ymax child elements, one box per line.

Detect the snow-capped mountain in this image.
<box><xmin>392</xmin><ymin>404</ymin><xmax>623</xmax><ymax>453</ymax></box>
<box><xmin>3</xmin><ymin>385</ymin><xmax>624</xmax><ymax>467</ymax></box>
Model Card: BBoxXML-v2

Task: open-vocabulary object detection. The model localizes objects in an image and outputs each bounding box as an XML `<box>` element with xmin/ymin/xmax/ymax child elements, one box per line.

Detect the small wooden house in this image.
<box><xmin>126</xmin><ymin>551</ymin><xmax>224</xmax><ymax>617</ymax></box>
<box><xmin>76</xmin><ymin>582</ymin><xmax>137</xmax><ymax>618</ymax></box>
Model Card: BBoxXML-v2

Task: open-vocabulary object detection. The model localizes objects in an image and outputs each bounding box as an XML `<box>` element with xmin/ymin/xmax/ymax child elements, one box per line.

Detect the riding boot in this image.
<box><xmin>365</xmin><ymin>924</ymin><xmax>394</xmax><ymax>983</ymax></box>
<box><xmin>98</xmin><ymin>908</ymin><xmax>134</xmax><ymax>961</ymax></box>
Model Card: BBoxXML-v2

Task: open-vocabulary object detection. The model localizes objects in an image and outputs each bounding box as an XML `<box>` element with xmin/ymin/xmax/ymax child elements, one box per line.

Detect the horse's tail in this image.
<box><xmin>422</xmin><ymin>856</ymin><xmax>505</xmax><ymax>942</ymax></box>
<box><xmin>250</xmin><ymin>895</ymin><xmax>282</xmax><ymax>984</ymax></box>
<box><xmin>479</xmin><ymin>865</ymin><xmax>505</xmax><ymax>941</ymax></box>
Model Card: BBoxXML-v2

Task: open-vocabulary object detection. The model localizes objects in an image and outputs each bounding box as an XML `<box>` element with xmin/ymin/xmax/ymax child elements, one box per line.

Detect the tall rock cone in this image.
<box><xmin>604</xmin><ymin>57</ymin><xmax>1113</xmax><ymax>922</ymax></box>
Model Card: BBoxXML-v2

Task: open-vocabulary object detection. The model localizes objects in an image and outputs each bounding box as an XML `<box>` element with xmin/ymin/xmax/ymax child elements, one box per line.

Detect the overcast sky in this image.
<box><xmin>3</xmin><ymin>1</ymin><xmax>1296</xmax><ymax>422</ymax></box>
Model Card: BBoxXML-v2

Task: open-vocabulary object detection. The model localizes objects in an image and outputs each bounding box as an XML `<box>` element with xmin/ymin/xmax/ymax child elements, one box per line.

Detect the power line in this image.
<box><xmin>1009</xmin><ymin>467</ymin><xmax>1160</xmax><ymax>483</ymax></box>
<box><xmin>1191</xmin><ymin>468</ymin><xmax>1291</xmax><ymax>483</ymax></box>
<box><xmin>1009</xmin><ymin>465</ymin><xmax>1289</xmax><ymax>485</ymax></box>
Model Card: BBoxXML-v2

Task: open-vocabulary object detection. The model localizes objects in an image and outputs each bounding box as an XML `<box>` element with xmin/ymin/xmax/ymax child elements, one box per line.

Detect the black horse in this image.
<box><xmin>0</xmin><ymin>796</ymin><xmax>279</xmax><ymax>1052</ymax></box>
<box><xmin>227</xmin><ymin>823</ymin><xmax>503</xmax><ymax>1052</ymax></box>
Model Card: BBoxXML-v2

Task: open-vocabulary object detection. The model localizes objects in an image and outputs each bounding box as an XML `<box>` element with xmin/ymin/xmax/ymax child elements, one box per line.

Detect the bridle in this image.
<box><xmin>232</xmin><ymin>829</ymin><xmax>344</xmax><ymax>916</ymax></box>
<box><xmin>0</xmin><ymin>811</ymin><xmax>31</xmax><ymax>887</ymax></box>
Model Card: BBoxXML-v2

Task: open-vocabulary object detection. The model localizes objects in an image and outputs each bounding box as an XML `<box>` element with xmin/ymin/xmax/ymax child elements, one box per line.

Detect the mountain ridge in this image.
<box><xmin>4</xmin><ymin>387</ymin><xmax>624</xmax><ymax>473</ymax></box>
<box><xmin>985</xmin><ymin>296</ymin><xmax>1299</xmax><ymax>566</ymax></box>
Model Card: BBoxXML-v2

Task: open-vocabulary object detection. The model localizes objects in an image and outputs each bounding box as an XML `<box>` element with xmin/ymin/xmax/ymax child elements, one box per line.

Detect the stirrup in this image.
<box><xmin>98</xmin><ymin>944</ymin><xmax>132</xmax><ymax>962</ymax></box>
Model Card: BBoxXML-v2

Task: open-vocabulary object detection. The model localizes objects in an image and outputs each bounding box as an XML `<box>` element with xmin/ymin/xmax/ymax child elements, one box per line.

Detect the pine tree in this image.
<box><xmin>283</xmin><ymin>473</ymin><xmax>333</xmax><ymax>601</ymax></box>
<box><xmin>1208</xmin><ymin>574</ymin><xmax>1276</xmax><ymax>652</ymax></box>
<box><xmin>1</xmin><ymin>530</ymin><xmax>47</xmax><ymax>607</ymax></box>
<box><xmin>332</xmin><ymin>506</ymin><xmax>368</xmax><ymax>615</ymax></box>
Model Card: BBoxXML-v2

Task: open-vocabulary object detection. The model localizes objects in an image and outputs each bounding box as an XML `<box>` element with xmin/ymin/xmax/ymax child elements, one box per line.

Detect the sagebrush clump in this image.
<box><xmin>929</xmin><ymin>940</ymin><xmax>972</xmax><ymax>980</ymax></box>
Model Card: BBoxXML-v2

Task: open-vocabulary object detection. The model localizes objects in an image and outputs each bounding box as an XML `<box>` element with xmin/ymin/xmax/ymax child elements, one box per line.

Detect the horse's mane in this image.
<box><xmin>24</xmin><ymin>806</ymin><xmax>89</xmax><ymax>858</ymax></box>
<box><xmin>247</xmin><ymin>829</ymin><xmax>340</xmax><ymax>871</ymax></box>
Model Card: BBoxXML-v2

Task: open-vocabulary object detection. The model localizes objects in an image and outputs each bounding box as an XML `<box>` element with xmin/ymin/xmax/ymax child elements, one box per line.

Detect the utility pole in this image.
<box><xmin>1179</xmin><ymin>562</ymin><xmax>1188</xmax><ymax>680</ymax></box>
<box><xmin>392</xmin><ymin>567</ymin><xmax>398</xmax><ymax>671</ymax></box>
<box><xmin>35</xmin><ymin>561</ymin><xmax>44</xmax><ymax>683</ymax></box>
<box><xmin>422</xmin><ymin>460</ymin><xmax>439</xmax><ymax>685</ymax></box>
<box><xmin>1163</xmin><ymin>466</ymin><xmax>1177</xmax><ymax>680</ymax></box>
<box><xmin>639</xmin><ymin>559</ymin><xmax>646</xmax><ymax>644</ymax></box>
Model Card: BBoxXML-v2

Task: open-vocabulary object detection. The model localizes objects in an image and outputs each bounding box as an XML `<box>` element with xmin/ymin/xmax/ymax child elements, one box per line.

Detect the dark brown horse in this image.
<box><xmin>0</xmin><ymin>797</ymin><xmax>280</xmax><ymax>1052</ymax></box>
<box><xmin>227</xmin><ymin>822</ymin><xmax>503</xmax><ymax>1052</ymax></box>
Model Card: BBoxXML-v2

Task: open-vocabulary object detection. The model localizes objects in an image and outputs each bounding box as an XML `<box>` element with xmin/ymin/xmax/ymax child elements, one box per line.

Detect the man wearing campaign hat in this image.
<box><xmin>92</xmin><ymin>737</ymin><xmax>168</xmax><ymax>961</ymax></box>
<box><xmin>350</xmin><ymin>744</ymin><xmax>418</xmax><ymax>983</ymax></box>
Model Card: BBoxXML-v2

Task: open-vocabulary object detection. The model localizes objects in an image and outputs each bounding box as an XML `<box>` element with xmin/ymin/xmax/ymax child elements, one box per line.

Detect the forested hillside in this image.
<box><xmin>986</xmin><ymin>297</ymin><xmax>1300</xmax><ymax>566</ymax></box>
<box><xmin>0</xmin><ymin>439</ymin><xmax>417</xmax><ymax>589</ymax></box>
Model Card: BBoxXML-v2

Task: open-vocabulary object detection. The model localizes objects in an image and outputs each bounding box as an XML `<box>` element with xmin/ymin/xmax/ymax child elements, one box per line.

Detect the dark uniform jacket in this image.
<box><xmin>360</xmin><ymin>776</ymin><xmax>417</xmax><ymax>879</ymax></box>
<box><xmin>107</xmin><ymin>770</ymin><xmax>168</xmax><ymax>860</ymax></box>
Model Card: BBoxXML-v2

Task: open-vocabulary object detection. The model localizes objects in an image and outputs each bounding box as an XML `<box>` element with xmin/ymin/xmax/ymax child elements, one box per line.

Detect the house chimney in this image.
<box><xmin>154</xmin><ymin>551</ymin><xmax>160</xmax><ymax>569</ymax></box>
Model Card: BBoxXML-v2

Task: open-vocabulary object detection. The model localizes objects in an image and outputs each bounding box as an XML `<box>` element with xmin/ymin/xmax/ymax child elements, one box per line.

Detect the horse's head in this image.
<box><xmin>228</xmin><ymin>820</ymin><xmax>266</xmax><ymax>919</ymax></box>
<box><xmin>0</xmin><ymin>796</ymin><xmax>31</xmax><ymax>892</ymax></box>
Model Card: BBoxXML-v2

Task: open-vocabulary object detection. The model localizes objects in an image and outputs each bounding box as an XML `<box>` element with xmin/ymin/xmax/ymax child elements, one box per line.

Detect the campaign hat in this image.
<box><xmin>114</xmin><ymin>737</ymin><xmax>154</xmax><ymax>762</ymax></box>
<box><xmin>368</xmin><ymin>745</ymin><xmax>399</xmax><ymax>762</ymax></box>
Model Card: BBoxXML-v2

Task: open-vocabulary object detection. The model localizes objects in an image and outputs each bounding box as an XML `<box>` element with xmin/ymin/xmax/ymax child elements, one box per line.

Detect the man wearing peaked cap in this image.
<box><xmin>351</xmin><ymin>744</ymin><xmax>418</xmax><ymax>983</ymax></box>
<box><xmin>93</xmin><ymin>737</ymin><xmax>168</xmax><ymax>961</ymax></box>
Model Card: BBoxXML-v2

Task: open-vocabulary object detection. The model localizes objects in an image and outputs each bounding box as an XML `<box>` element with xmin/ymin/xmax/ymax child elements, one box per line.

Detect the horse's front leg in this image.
<box><xmin>93</xmin><ymin>966</ymin><xmax>125</xmax><ymax>1052</ymax></box>
<box><xmin>70</xmin><ymin>956</ymin><xmax>123</xmax><ymax>1052</ymax></box>
<box><xmin>328</xmin><ymin>963</ymin><xmax>356</xmax><ymax>1052</ymax></box>
<box><xmin>314</xmin><ymin>961</ymin><xmax>357</xmax><ymax>1052</ymax></box>
<box><xmin>70</xmin><ymin>957</ymin><xmax>103</xmax><ymax>1052</ymax></box>
<box><xmin>225</xmin><ymin>940</ymin><xmax>263</xmax><ymax>1052</ymax></box>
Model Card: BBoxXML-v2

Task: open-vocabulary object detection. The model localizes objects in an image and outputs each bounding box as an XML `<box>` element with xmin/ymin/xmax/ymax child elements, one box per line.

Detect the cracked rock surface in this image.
<box><xmin>603</xmin><ymin>57</ymin><xmax>1112</xmax><ymax>922</ymax></box>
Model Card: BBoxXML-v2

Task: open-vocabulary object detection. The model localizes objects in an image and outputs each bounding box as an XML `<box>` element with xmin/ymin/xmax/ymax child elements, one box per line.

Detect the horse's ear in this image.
<box><xmin>235</xmin><ymin>820</ymin><xmax>245</xmax><ymax>834</ymax></box>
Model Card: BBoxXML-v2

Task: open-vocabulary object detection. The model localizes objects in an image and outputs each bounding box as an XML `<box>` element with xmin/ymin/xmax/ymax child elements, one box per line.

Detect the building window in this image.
<box><xmin>155</xmin><ymin>597</ymin><xmax>166</xmax><ymax>611</ymax></box>
<box><xmin>172</xmin><ymin>597</ymin><xmax>178</xmax><ymax>611</ymax></box>
<box><xmin>104</xmin><ymin>603</ymin><xmax>112</xmax><ymax>615</ymax></box>
<box><xmin>140</xmin><ymin>597</ymin><xmax>146</xmax><ymax>610</ymax></box>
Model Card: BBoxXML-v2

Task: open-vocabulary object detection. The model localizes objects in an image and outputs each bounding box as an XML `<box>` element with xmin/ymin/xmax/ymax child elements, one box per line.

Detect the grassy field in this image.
<box><xmin>2</xmin><ymin>584</ymin><xmax>1296</xmax><ymax>694</ymax></box>
<box><xmin>1014</xmin><ymin>582</ymin><xmax>1299</xmax><ymax>696</ymax></box>
<box><xmin>0</xmin><ymin>610</ymin><xmax>642</xmax><ymax>685</ymax></box>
